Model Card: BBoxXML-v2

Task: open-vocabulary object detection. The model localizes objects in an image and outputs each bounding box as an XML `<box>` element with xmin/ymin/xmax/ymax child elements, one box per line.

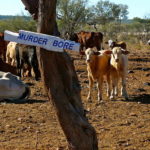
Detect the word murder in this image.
<box><xmin>18</xmin><ymin>33</ymin><xmax>75</xmax><ymax>50</ymax></box>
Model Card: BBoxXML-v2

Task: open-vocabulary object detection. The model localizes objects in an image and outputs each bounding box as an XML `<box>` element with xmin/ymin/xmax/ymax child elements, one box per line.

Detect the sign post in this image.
<box><xmin>4</xmin><ymin>30</ymin><xmax>80</xmax><ymax>52</ymax></box>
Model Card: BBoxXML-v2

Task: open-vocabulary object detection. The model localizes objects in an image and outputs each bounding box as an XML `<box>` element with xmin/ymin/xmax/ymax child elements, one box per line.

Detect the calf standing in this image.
<box><xmin>108</xmin><ymin>47</ymin><xmax>129</xmax><ymax>100</ymax></box>
<box><xmin>85</xmin><ymin>48</ymin><xmax>111</xmax><ymax>102</ymax></box>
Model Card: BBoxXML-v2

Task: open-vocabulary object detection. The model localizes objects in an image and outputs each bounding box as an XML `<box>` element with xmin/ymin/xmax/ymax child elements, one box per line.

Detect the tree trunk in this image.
<box><xmin>21</xmin><ymin>0</ymin><xmax>39</xmax><ymax>20</ymax></box>
<box><xmin>21</xmin><ymin>0</ymin><xmax>98</xmax><ymax>149</ymax></box>
<box><xmin>21</xmin><ymin>0</ymin><xmax>60</xmax><ymax>36</ymax></box>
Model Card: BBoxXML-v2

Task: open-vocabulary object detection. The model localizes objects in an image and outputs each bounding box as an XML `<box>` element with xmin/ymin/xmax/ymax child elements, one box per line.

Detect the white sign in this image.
<box><xmin>4</xmin><ymin>30</ymin><xmax>80</xmax><ymax>52</ymax></box>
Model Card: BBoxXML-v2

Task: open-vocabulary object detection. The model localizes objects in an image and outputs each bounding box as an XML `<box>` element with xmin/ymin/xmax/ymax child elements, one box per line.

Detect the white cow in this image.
<box><xmin>0</xmin><ymin>72</ymin><xmax>30</xmax><ymax>101</ymax></box>
<box><xmin>6</xmin><ymin>42</ymin><xmax>17</xmax><ymax>66</ymax></box>
<box><xmin>106</xmin><ymin>47</ymin><xmax>129</xmax><ymax>100</ymax></box>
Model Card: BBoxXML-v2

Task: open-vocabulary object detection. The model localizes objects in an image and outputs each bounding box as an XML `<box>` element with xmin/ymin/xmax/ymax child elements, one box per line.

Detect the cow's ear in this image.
<box><xmin>94</xmin><ymin>51</ymin><xmax>101</xmax><ymax>55</ymax></box>
<box><xmin>103</xmin><ymin>50</ymin><xmax>112</xmax><ymax>54</ymax></box>
<box><xmin>121</xmin><ymin>49</ymin><xmax>130</xmax><ymax>55</ymax></box>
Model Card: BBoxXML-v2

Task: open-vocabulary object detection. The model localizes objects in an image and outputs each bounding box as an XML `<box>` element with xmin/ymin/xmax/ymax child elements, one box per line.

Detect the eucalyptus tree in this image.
<box><xmin>91</xmin><ymin>0</ymin><xmax>128</xmax><ymax>25</ymax></box>
<box><xmin>57</xmin><ymin>0</ymin><xmax>91</xmax><ymax>34</ymax></box>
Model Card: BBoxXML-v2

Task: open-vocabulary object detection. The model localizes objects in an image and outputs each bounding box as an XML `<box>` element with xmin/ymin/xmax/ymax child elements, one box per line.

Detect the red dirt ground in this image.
<box><xmin>0</xmin><ymin>45</ymin><xmax>150</xmax><ymax>150</ymax></box>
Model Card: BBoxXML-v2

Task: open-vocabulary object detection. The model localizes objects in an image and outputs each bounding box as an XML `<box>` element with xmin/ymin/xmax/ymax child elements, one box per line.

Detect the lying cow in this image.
<box><xmin>105</xmin><ymin>47</ymin><xmax>129</xmax><ymax>100</ymax></box>
<box><xmin>106</xmin><ymin>40</ymin><xmax>127</xmax><ymax>50</ymax></box>
<box><xmin>16</xmin><ymin>44</ymin><xmax>40</xmax><ymax>81</ymax></box>
<box><xmin>0</xmin><ymin>72</ymin><xmax>30</xmax><ymax>101</ymax></box>
<box><xmin>85</xmin><ymin>48</ymin><xmax>111</xmax><ymax>102</ymax></box>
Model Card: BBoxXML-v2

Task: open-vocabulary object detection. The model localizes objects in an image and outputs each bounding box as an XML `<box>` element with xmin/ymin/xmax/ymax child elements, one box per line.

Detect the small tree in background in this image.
<box><xmin>57</xmin><ymin>0</ymin><xmax>90</xmax><ymax>35</ymax></box>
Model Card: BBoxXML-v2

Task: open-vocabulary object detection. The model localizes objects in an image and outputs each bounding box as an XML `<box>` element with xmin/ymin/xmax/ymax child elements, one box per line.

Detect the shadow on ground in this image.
<box><xmin>0</xmin><ymin>99</ymin><xmax>48</xmax><ymax>104</ymax></box>
<box><xmin>127</xmin><ymin>94</ymin><xmax>150</xmax><ymax>104</ymax></box>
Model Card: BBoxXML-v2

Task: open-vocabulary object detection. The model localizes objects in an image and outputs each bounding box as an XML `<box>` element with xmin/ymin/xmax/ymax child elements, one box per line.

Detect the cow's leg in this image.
<box><xmin>11</xmin><ymin>59</ymin><xmax>16</xmax><ymax>66</ymax></box>
<box><xmin>23</xmin><ymin>64</ymin><xmax>32</xmax><ymax>77</ymax></box>
<box><xmin>6</xmin><ymin>53</ymin><xmax>9</xmax><ymax>64</ymax></box>
<box><xmin>87</xmin><ymin>75</ymin><xmax>93</xmax><ymax>102</ymax></box>
<box><xmin>114</xmin><ymin>77</ymin><xmax>118</xmax><ymax>96</ymax></box>
<box><xmin>31</xmin><ymin>57</ymin><xmax>40</xmax><ymax>81</ymax></box>
<box><xmin>106</xmin><ymin>74</ymin><xmax>111</xmax><ymax>98</ymax></box>
<box><xmin>97</xmin><ymin>77</ymin><xmax>103</xmax><ymax>102</ymax></box>
<box><xmin>110</xmin><ymin>75</ymin><xmax>118</xmax><ymax>100</ymax></box>
<box><xmin>110</xmin><ymin>80</ymin><xmax>115</xmax><ymax>100</ymax></box>
<box><xmin>121</xmin><ymin>75</ymin><xmax>128</xmax><ymax>100</ymax></box>
<box><xmin>26</xmin><ymin>64</ymin><xmax>32</xmax><ymax>77</ymax></box>
<box><xmin>20</xmin><ymin>59</ymin><xmax>24</xmax><ymax>78</ymax></box>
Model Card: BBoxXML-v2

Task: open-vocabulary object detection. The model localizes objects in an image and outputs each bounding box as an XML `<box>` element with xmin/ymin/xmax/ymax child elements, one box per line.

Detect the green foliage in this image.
<box><xmin>0</xmin><ymin>16</ymin><xmax>36</xmax><ymax>33</ymax></box>
<box><xmin>91</xmin><ymin>0</ymin><xmax>128</xmax><ymax>25</ymax></box>
<box><xmin>133</xmin><ymin>17</ymin><xmax>150</xmax><ymax>24</ymax></box>
<box><xmin>57</xmin><ymin>0</ymin><xmax>90</xmax><ymax>34</ymax></box>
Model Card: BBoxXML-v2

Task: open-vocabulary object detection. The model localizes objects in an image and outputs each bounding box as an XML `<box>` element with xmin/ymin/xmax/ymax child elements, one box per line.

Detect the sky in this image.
<box><xmin>0</xmin><ymin>0</ymin><xmax>149</xmax><ymax>19</ymax></box>
<box><xmin>0</xmin><ymin>0</ymin><xmax>28</xmax><ymax>16</ymax></box>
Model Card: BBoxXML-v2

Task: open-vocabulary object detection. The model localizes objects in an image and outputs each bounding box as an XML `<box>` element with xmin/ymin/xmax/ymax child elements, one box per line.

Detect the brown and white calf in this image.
<box><xmin>106</xmin><ymin>40</ymin><xmax>127</xmax><ymax>50</ymax></box>
<box><xmin>107</xmin><ymin>47</ymin><xmax>129</xmax><ymax>100</ymax></box>
<box><xmin>85</xmin><ymin>48</ymin><xmax>111</xmax><ymax>102</ymax></box>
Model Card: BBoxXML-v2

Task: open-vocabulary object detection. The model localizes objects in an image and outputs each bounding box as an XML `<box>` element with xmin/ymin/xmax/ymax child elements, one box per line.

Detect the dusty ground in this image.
<box><xmin>0</xmin><ymin>45</ymin><xmax>150</xmax><ymax>150</ymax></box>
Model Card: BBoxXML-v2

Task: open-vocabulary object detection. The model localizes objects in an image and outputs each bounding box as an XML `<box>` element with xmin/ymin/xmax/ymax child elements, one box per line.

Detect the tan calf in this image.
<box><xmin>85</xmin><ymin>48</ymin><xmax>111</xmax><ymax>102</ymax></box>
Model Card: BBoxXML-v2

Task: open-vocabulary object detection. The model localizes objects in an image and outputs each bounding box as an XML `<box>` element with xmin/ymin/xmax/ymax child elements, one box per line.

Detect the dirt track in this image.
<box><xmin>0</xmin><ymin>46</ymin><xmax>150</xmax><ymax>150</ymax></box>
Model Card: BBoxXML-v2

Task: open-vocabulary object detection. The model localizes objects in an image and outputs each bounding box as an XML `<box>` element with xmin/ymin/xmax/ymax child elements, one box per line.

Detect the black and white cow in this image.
<box><xmin>16</xmin><ymin>44</ymin><xmax>40</xmax><ymax>81</ymax></box>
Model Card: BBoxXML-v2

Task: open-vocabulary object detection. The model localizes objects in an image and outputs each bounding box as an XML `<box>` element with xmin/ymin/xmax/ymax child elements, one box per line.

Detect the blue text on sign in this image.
<box><xmin>53</xmin><ymin>40</ymin><xmax>75</xmax><ymax>50</ymax></box>
<box><xmin>18</xmin><ymin>33</ymin><xmax>48</xmax><ymax>45</ymax></box>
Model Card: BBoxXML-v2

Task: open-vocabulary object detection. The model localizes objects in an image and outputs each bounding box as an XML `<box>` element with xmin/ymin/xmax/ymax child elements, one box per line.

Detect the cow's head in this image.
<box><xmin>108</xmin><ymin>40</ymin><xmax>116</xmax><ymax>49</ymax></box>
<box><xmin>85</xmin><ymin>48</ymin><xmax>100</xmax><ymax>63</ymax></box>
<box><xmin>111</xmin><ymin>47</ymin><xmax>129</xmax><ymax>62</ymax></box>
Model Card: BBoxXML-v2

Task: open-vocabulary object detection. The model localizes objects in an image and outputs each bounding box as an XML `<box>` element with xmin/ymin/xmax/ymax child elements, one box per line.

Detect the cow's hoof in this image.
<box><xmin>87</xmin><ymin>97</ymin><xmax>92</xmax><ymax>103</ymax></box>
<box><xmin>110</xmin><ymin>96</ymin><xmax>115</xmax><ymax>101</ymax></box>
<box><xmin>124</xmin><ymin>97</ymin><xmax>129</xmax><ymax>101</ymax></box>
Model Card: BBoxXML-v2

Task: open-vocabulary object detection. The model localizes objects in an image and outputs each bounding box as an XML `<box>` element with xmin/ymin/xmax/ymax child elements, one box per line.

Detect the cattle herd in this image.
<box><xmin>0</xmin><ymin>30</ymin><xmax>131</xmax><ymax>102</ymax></box>
<box><xmin>0</xmin><ymin>32</ymin><xmax>40</xmax><ymax>100</ymax></box>
<box><xmin>1</xmin><ymin>30</ymin><xmax>150</xmax><ymax>149</ymax></box>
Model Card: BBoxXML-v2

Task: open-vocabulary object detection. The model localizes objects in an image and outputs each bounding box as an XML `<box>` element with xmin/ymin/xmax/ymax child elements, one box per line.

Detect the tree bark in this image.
<box><xmin>21</xmin><ymin>0</ymin><xmax>98</xmax><ymax>149</ymax></box>
<box><xmin>21</xmin><ymin>0</ymin><xmax>60</xmax><ymax>36</ymax></box>
<box><xmin>21</xmin><ymin>0</ymin><xmax>39</xmax><ymax>20</ymax></box>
